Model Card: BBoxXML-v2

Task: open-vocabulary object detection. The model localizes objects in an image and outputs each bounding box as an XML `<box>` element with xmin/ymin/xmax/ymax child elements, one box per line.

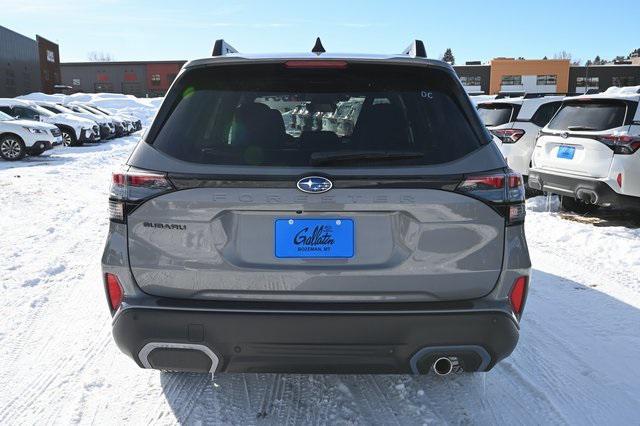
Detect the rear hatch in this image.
<box><xmin>121</xmin><ymin>61</ymin><xmax>515</xmax><ymax>303</ymax></box>
<box><xmin>534</xmin><ymin>99</ymin><xmax>633</xmax><ymax>178</ymax></box>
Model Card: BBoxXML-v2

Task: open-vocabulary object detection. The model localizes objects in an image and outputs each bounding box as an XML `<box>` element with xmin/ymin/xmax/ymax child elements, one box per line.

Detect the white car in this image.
<box><xmin>67</xmin><ymin>103</ymin><xmax>128</xmax><ymax>137</ymax></box>
<box><xmin>81</xmin><ymin>104</ymin><xmax>135</xmax><ymax>134</ymax></box>
<box><xmin>87</xmin><ymin>104</ymin><xmax>142</xmax><ymax>132</ymax></box>
<box><xmin>477</xmin><ymin>95</ymin><xmax>564</xmax><ymax>185</ymax></box>
<box><xmin>35</xmin><ymin>101</ymin><xmax>113</xmax><ymax>141</ymax></box>
<box><xmin>0</xmin><ymin>110</ymin><xmax>62</xmax><ymax>160</ymax></box>
<box><xmin>528</xmin><ymin>86</ymin><xmax>640</xmax><ymax>212</ymax></box>
<box><xmin>0</xmin><ymin>99</ymin><xmax>97</xmax><ymax>147</ymax></box>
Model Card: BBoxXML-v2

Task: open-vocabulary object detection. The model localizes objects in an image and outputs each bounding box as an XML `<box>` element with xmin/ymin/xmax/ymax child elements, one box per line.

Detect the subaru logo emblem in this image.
<box><xmin>296</xmin><ymin>176</ymin><xmax>332</xmax><ymax>193</ymax></box>
<box><xmin>561</xmin><ymin>132</ymin><xmax>569</xmax><ymax>139</ymax></box>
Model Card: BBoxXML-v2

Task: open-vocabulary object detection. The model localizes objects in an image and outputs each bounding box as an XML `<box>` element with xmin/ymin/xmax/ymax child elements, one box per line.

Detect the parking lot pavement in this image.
<box><xmin>1</xmin><ymin>136</ymin><xmax>639</xmax><ymax>425</ymax></box>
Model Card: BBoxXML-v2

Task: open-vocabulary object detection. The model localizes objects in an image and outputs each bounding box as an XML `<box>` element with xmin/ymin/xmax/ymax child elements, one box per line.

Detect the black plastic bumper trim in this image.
<box><xmin>112</xmin><ymin>307</ymin><xmax>519</xmax><ymax>374</ymax></box>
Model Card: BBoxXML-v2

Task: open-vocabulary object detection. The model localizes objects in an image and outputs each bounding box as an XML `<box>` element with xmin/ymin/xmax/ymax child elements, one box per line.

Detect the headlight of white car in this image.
<box><xmin>23</xmin><ymin>126</ymin><xmax>44</xmax><ymax>134</ymax></box>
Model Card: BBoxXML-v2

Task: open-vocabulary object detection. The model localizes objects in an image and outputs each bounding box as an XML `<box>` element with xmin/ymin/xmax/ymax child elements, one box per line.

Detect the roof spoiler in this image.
<box><xmin>522</xmin><ymin>92</ymin><xmax>582</xmax><ymax>99</ymax></box>
<box><xmin>212</xmin><ymin>39</ymin><xmax>238</xmax><ymax>56</ymax></box>
<box><xmin>402</xmin><ymin>40</ymin><xmax>427</xmax><ymax>58</ymax></box>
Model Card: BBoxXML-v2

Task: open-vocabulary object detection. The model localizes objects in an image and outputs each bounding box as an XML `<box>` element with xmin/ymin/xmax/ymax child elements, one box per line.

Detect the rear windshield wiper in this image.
<box><xmin>310</xmin><ymin>150</ymin><xmax>424</xmax><ymax>166</ymax></box>
<box><xmin>567</xmin><ymin>126</ymin><xmax>598</xmax><ymax>131</ymax></box>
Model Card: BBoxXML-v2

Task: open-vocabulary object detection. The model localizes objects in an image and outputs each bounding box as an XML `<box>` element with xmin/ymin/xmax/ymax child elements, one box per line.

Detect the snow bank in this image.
<box><xmin>19</xmin><ymin>92</ymin><xmax>163</xmax><ymax>126</ymax></box>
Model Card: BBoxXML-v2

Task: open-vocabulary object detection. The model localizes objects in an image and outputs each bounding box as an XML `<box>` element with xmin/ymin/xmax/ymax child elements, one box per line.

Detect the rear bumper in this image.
<box><xmin>529</xmin><ymin>170</ymin><xmax>640</xmax><ymax>209</ymax></box>
<box><xmin>112</xmin><ymin>303</ymin><xmax>519</xmax><ymax>374</ymax></box>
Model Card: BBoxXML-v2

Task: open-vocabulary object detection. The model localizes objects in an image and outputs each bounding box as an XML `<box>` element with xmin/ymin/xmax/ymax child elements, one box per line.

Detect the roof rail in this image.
<box><xmin>212</xmin><ymin>39</ymin><xmax>238</xmax><ymax>56</ymax></box>
<box><xmin>402</xmin><ymin>40</ymin><xmax>427</xmax><ymax>58</ymax></box>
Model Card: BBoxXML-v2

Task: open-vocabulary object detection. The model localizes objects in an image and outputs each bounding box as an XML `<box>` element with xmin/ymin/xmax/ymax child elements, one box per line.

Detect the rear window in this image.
<box><xmin>477</xmin><ymin>104</ymin><xmax>516</xmax><ymax>127</ymax></box>
<box><xmin>149</xmin><ymin>63</ymin><xmax>487</xmax><ymax>167</ymax></box>
<box><xmin>548</xmin><ymin>101</ymin><xmax>628</xmax><ymax>131</ymax></box>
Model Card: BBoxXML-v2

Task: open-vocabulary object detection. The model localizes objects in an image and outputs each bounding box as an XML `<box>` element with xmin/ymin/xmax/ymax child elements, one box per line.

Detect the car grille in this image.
<box><xmin>51</xmin><ymin>128</ymin><xmax>61</xmax><ymax>137</ymax></box>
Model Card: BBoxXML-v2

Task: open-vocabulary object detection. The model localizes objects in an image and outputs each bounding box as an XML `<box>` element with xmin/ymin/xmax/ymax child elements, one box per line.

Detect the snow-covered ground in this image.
<box><xmin>1</xmin><ymin>108</ymin><xmax>640</xmax><ymax>424</ymax></box>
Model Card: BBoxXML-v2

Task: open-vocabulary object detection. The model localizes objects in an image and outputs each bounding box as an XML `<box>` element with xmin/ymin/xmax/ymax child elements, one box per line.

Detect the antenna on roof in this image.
<box><xmin>402</xmin><ymin>40</ymin><xmax>427</xmax><ymax>58</ymax></box>
<box><xmin>212</xmin><ymin>39</ymin><xmax>238</xmax><ymax>56</ymax></box>
<box><xmin>311</xmin><ymin>37</ymin><xmax>326</xmax><ymax>55</ymax></box>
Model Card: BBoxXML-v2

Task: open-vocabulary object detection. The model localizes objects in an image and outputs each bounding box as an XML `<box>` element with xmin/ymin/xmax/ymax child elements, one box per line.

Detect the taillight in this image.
<box><xmin>509</xmin><ymin>276</ymin><xmax>528</xmax><ymax>315</ymax></box>
<box><xmin>456</xmin><ymin>170</ymin><xmax>525</xmax><ymax>224</ymax></box>
<box><xmin>596</xmin><ymin>134</ymin><xmax>640</xmax><ymax>155</ymax></box>
<box><xmin>491</xmin><ymin>129</ymin><xmax>525</xmax><ymax>144</ymax></box>
<box><xmin>105</xmin><ymin>273</ymin><xmax>123</xmax><ymax>310</ymax></box>
<box><xmin>109</xmin><ymin>167</ymin><xmax>174</xmax><ymax>222</ymax></box>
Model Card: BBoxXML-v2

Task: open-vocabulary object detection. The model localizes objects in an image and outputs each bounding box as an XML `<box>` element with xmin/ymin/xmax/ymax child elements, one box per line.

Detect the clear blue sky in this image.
<box><xmin>2</xmin><ymin>0</ymin><xmax>639</xmax><ymax>64</ymax></box>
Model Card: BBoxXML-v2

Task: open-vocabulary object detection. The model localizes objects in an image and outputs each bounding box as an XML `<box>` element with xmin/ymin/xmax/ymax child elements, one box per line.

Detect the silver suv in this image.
<box><xmin>102</xmin><ymin>40</ymin><xmax>531</xmax><ymax>376</ymax></box>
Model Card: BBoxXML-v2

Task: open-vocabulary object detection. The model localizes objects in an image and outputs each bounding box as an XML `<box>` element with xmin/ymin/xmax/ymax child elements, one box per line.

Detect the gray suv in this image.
<box><xmin>102</xmin><ymin>40</ymin><xmax>531</xmax><ymax>376</ymax></box>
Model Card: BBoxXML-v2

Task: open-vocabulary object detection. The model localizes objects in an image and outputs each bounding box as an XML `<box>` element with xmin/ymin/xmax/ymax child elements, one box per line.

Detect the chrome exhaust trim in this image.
<box><xmin>138</xmin><ymin>342</ymin><xmax>219</xmax><ymax>374</ymax></box>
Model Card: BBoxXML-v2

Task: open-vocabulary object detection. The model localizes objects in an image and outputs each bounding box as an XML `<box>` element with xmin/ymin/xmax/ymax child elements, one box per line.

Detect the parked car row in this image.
<box><xmin>0</xmin><ymin>98</ymin><xmax>142</xmax><ymax>161</ymax></box>
<box><xmin>475</xmin><ymin>86</ymin><xmax>640</xmax><ymax>212</ymax></box>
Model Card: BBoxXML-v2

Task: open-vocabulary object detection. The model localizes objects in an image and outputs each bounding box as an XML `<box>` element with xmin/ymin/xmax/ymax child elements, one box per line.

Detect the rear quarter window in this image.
<box><xmin>148</xmin><ymin>63</ymin><xmax>489</xmax><ymax>167</ymax></box>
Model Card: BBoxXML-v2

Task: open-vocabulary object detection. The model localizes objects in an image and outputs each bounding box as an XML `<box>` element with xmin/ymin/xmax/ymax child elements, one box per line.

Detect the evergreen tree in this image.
<box><xmin>442</xmin><ymin>48</ymin><xmax>455</xmax><ymax>65</ymax></box>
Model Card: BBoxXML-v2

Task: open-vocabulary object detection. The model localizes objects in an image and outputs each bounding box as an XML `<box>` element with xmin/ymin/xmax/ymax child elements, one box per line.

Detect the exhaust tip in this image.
<box><xmin>433</xmin><ymin>357</ymin><xmax>454</xmax><ymax>376</ymax></box>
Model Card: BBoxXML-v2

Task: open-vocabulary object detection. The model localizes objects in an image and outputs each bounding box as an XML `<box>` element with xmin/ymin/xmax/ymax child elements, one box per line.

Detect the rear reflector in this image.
<box><xmin>105</xmin><ymin>273</ymin><xmax>123</xmax><ymax>310</ymax></box>
<box><xmin>284</xmin><ymin>60</ymin><xmax>348</xmax><ymax>69</ymax></box>
<box><xmin>509</xmin><ymin>276</ymin><xmax>528</xmax><ymax>315</ymax></box>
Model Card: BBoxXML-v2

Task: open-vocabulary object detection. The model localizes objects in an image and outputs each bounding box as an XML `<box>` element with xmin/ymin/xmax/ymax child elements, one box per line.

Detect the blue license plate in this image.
<box><xmin>557</xmin><ymin>145</ymin><xmax>575</xmax><ymax>159</ymax></box>
<box><xmin>275</xmin><ymin>218</ymin><xmax>354</xmax><ymax>258</ymax></box>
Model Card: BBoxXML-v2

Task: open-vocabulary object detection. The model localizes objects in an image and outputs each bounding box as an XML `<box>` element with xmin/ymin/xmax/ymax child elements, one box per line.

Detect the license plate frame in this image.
<box><xmin>274</xmin><ymin>218</ymin><xmax>354</xmax><ymax>259</ymax></box>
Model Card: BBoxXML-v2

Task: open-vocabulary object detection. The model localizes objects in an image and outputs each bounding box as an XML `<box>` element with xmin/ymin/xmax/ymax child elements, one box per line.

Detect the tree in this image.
<box><xmin>87</xmin><ymin>51</ymin><xmax>114</xmax><ymax>62</ymax></box>
<box><xmin>542</xmin><ymin>56</ymin><xmax>548</xmax><ymax>60</ymax></box>
<box><xmin>594</xmin><ymin>55</ymin><xmax>602</xmax><ymax>65</ymax></box>
<box><xmin>553</xmin><ymin>51</ymin><xmax>572</xmax><ymax>60</ymax></box>
<box><xmin>517</xmin><ymin>56</ymin><xmax>525</xmax><ymax>60</ymax></box>
<box><xmin>629</xmin><ymin>48</ymin><xmax>640</xmax><ymax>58</ymax></box>
<box><xmin>614</xmin><ymin>55</ymin><xmax>627</xmax><ymax>62</ymax></box>
<box><xmin>441</xmin><ymin>48</ymin><xmax>455</xmax><ymax>65</ymax></box>
<box><xmin>585</xmin><ymin>59</ymin><xmax>593</xmax><ymax>66</ymax></box>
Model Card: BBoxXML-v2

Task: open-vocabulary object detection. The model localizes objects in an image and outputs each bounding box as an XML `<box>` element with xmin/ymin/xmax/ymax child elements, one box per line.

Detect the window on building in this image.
<box><xmin>151</xmin><ymin>74</ymin><xmax>161</xmax><ymax>86</ymax></box>
<box><xmin>576</xmin><ymin>77</ymin><xmax>599</xmax><ymax>87</ymax></box>
<box><xmin>612</xmin><ymin>76</ymin><xmax>636</xmax><ymax>87</ymax></box>
<box><xmin>501</xmin><ymin>75</ymin><xmax>522</xmax><ymax>85</ymax></box>
<box><xmin>46</xmin><ymin>50</ymin><xmax>55</xmax><ymax>63</ymax></box>
<box><xmin>459</xmin><ymin>75</ymin><xmax>482</xmax><ymax>86</ymax></box>
<box><xmin>536</xmin><ymin>75</ymin><xmax>557</xmax><ymax>85</ymax></box>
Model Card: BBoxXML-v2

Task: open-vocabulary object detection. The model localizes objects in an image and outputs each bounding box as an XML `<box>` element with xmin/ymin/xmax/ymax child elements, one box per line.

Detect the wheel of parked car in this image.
<box><xmin>0</xmin><ymin>134</ymin><xmax>26</xmax><ymax>161</ymax></box>
<box><xmin>61</xmin><ymin>129</ymin><xmax>82</xmax><ymax>147</ymax></box>
<box><xmin>560</xmin><ymin>196</ymin><xmax>598</xmax><ymax>214</ymax></box>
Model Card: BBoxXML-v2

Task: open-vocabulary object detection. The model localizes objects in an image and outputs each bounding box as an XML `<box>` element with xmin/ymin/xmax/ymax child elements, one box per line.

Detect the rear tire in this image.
<box><xmin>560</xmin><ymin>196</ymin><xmax>598</xmax><ymax>214</ymax></box>
<box><xmin>62</xmin><ymin>129</ymin><xmax>82</xmax><ymax>147</ymax></box>
<box><xmin>0</xmin><ymin>134</ymin><xmax>26</xmax><ymax>161</ymax></box>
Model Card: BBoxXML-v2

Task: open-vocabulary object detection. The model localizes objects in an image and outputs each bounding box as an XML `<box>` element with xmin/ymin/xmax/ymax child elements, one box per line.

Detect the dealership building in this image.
<box><xmin>453</xmin><ymin>57</ymin><xmax>640</xmax><ymax>95</ymax></box>
<box><xmin>0</xmin><ymin>25</ymin><xmax>61</xmax><ymax>97</ymax></box>
<box><xmin>59</xmin><ymin>60</ymin><xmax>186</xmax><ymax>97</ymax></box>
